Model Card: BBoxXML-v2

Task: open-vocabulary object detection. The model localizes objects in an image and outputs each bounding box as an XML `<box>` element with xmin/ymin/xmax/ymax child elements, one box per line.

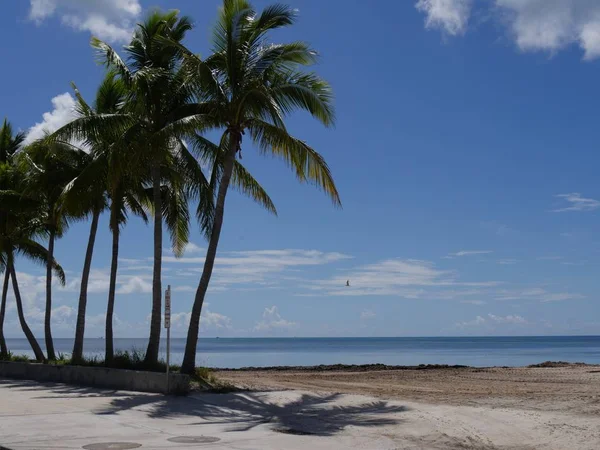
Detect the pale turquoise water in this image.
<box><xmin>5</xmin><ymin>336</ymin><xmax>600</xmax><ymax>368</ymax></box>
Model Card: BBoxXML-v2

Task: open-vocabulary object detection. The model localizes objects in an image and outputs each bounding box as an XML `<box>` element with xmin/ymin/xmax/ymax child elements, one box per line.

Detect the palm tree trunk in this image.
<box><xmin>105</xmin><ymin>208</ymin><xmax>120</xmax><ymax>363</ymax></box>
<box><xmin>9</xmin><ymin>261</ymin><xmax>45</xmax><ymax>362</ymax></box>
<box><xmin>45</xmin><ymin>227</ymin><xmax>56</xmax><ymax>360</ymax></box>
<box><xmin>72</xmin><ymin>208</ymin><xmax>100</xmax><ymax>363</ymax></box>
<box><xmin>0</xmin><ymin>269</ymin><xmax>9</xmax><ymax>356</ymax></box>
<box><xmin>145</xmin><ymin>165</ymin><xmax>162</xmax><ymax>366</ymax></box>
<box><xmin>181</xmin><ymin>133</ymin><xmax>239</xmax><ymax>375</ymax></box>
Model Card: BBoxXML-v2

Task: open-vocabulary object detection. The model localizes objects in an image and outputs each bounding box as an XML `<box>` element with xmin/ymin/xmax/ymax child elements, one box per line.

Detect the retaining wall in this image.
<box><xmin>0</xmin><ymin>361</ymin><xmax>189</xmax><ymax>394</ymax></box>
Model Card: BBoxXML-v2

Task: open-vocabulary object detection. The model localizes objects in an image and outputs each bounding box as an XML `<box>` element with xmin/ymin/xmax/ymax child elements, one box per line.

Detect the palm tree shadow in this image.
<box><xmin>96</xmin><ymin>391</ymin><xmax>408</xmax><ymax>437</ymax></box>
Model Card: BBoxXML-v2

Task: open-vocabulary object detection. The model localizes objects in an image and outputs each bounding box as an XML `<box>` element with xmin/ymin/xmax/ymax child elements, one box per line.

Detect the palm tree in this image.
<box><xmin>0</xmin><ymin>137</ymin><xmax>66</xmax><ymax>362</ymax></box>
<box><xmin>90</xmin><ymin>10</ymin><xmax>198</xmax><ymax>365</ymax></box>
<box><xmin>105</xmin><ymin>172</ymin><xmax>150</xmax><ymax>362</ymax></box>
<box><xmin>21</xmin><ymin>139</ymin><xmax>86</xmax><ymax>360</ymax></box>
<box><xmin>0</xmin><ymin>119</ymin><xmax>24</xmax><ymax>357</ymax></box>
<box><xmin>61</xmin><ymin>75</ymin><xmax>122</xmax><ymax>363</ymax></box>
<box><xmin>179</xmin><ymin>0</ymin><xmax>340</xmax><ymax>374</ymax></box>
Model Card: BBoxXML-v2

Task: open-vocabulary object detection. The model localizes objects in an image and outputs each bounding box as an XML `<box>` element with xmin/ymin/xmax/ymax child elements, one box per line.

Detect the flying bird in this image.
<box><xmin>346</xmin><ymin>280</ymin><xmax>350</xmax><ymax>287</ymax></box>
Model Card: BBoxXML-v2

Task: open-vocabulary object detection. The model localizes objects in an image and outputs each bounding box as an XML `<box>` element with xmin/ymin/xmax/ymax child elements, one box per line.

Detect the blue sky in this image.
<box><xmin>2</xmin><ymin>0</ymin><xmax>600</xmax><ymax>339</ymax></box>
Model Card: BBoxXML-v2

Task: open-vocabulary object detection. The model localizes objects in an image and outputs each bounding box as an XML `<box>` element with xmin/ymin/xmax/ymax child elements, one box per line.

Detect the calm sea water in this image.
<box><xmin>4</xmin><ymin>336</ymin><xmax>600</xmax><ymax>368</ymax></box>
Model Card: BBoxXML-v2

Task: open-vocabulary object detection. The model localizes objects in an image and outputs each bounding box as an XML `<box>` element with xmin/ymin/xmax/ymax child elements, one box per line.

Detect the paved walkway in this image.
<box><xmin>0</xmin><ymin>378</ymin><xmax>406</xmax><ymax>449</ymax></box>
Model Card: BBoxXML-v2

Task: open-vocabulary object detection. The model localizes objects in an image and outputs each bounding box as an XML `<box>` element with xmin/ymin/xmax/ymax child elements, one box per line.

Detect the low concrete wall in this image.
<box><xmin>0</xmin><ymin>361</ymin><xmax>189</xmax><ymax>395</ymax></box>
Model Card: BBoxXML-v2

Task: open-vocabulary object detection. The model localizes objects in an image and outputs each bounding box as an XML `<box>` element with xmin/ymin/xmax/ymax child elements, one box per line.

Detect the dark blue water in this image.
<box><xmin>5</xmin><ymin>336</ymin><xmax>600</xmax><ymax>368</ymax></box>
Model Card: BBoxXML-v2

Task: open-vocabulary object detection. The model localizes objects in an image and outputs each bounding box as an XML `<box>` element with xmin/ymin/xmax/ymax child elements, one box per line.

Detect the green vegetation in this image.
<box><xmin>0</xmin><ymin>0</ymin><xmax>338</xmax><ymax>374</ymax></box>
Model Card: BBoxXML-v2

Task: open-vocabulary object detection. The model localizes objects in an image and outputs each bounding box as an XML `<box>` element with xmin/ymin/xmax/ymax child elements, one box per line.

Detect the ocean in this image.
<box><xmin>4</xmin><ymin>336</ymin><xmax>600</xmax><ymax>368</ymax></box>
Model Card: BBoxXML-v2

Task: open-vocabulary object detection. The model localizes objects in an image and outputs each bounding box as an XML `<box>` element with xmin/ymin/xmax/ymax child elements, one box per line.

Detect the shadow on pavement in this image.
<box><xmin>96</xmin><ymin>390</ymin><xmax>408</xmax><ymax>436</ymax></box>
<box><xmin>0</xmin><ymin>378</ymin><xmax>408</xmax><ymax>437</ymax></box>
<box><xmin>0</xmin><ymin>378</ymin><xmax>131</xmax><ymax>399</ymax></box>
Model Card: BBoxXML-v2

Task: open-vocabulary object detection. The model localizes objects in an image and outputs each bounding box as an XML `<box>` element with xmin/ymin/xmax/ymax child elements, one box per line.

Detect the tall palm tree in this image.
<box><xmin>21</xmin><ymin>139</ymin><xmax>86</xmax><ymax>360</ymax></box>
<box><xmin>179</xmin><ymin>0</ymin><xmax>340</xmax><ymax>374</ymax></box>
<box><xmin>0</xmin><ymin>119</ymin><xmax>24</xmax><ymax>357</ymax></box>
<box><xmin>61</xmin><ymin>75</ymin><xmax>122</xmax><ymax>363</ymax></box>
<box><xmin>91</xmin><ymin>10</ymin><xmax>198</xmax><ymax>365</ymax></box>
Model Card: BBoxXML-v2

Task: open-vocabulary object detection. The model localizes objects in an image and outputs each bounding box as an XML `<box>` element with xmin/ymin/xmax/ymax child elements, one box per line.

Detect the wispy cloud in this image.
<box><xmin>553</xmin><ymin>193</ymin><xmax>600</xmax><ymax>212</ymax></box>
<box><xmin>360</xmin><ymin>309</ymin><xmax>376</xmax><ymax>320</ymax></box>
<box><xmin>497</xmin><ymin>259</ymin><xmax>518</xmax><ymax>265</ymax></box>
<box><xmin>29</xmin><ymin>0</ymin><xmax>141</xmax><ymax>43</ymax></box>
<box><xmin>496</xmin><ymin>288</ymin><xmax>584</xmax><ymax>303</ymax></box>
<box><xmin>416</xmin><ymin>0</ymin><xmax>600</xmax><ymax>60</ymax></box>
<box><xmin>163</xmin><ymin>249</ymin><xmax>352</xmax><ymax>291</ymax></box>
<box><xmin>444</xmin><ymin>250</ymin><xmax>493</xmax><ymax>259</ymax></box>
<box><xmin>415</xmin><ymin>0</ymin><xmax>472</xmax><ymax>36</ymax></box>
<box><xmin>460</xmin><ymin>300</ymin><xmax>485</xmax><ymax>305</ymax></box>
<box><xmin>311</xmin><ymin>258</ymin><xmax>499</xmax><ymax>298</ymax></box>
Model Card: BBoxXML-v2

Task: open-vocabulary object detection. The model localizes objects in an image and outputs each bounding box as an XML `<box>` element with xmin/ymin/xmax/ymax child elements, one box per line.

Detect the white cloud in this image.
<box><xmin>487</xmin><ymin>313</ymin><xmax>527</xmax><ymax>324</ymax></box>
<box><xmin>496</xmin><ymin>0</ymin><xmax>600</xmax><ymax>60</ymax></box>
<box><xmin>461</xmin><ymin>300</ymin><xmax>485</xmax><ymax>305</ymax></box>
<box><xmin>183</xmin><ymin>242</ymin><xmax>204</xmax><ymax>255</ymax></box>
<box><xmin>116</xmin><ymin>276</ymin><xmax>152</xmax><ymax>294</ymax></box>
<box><xmin>456</xmin><ymin>313</ymin><xmax>527</xmax><ymax>328</ymax></box>
<box><xmin>360</xmin><ymin>309</ymin><xmax>376</xmax><ymax>320</ymax></box>
<box><xmin>202</xmin><ymin>310</ymin><xmax>232</xmax><ymax>329</ymax></box>
<box><xmin>23</xmin><ymin>93</ymin><xmax>77</xmax><ymax>145</ymax></box>
<box><xmin>174</xmin><ymin>285</ymin><xmax>196</xmax><ymax>293</ymax></box>
<box><xmin>553</xmin><ymin>193</ymin><xmax>600</xmax><ymax>212</ymax></box>
<box><xmin>456</xmin><ymin>315</ymin><xmax>486</xmax><ymax>328</ymax></box>
<box><xmin>254</xmin><ymin>306</ymin><xmax>297</xmax><ymax>332</ymax></box>
<box><xmin>416</xmin><ymin>0</ymin><xmax>600</xmax><ymax>60</ymax></box>
<box><xmin>29</xmin><ymin>0</ymin><xmax>141</xmax><ymax>43</ymax></box>
<box><xmin>415</xmin><ymin>0</ymin><xmax>472</xmax><ymax>35</ymax></box>
<box><xmin>447</xmin><ymin>250</ymin><xmax>493</xmax><ymax>258</ymax></box>
<box><xmin>497</xmin><ymin>259</ymin><xmax>518</xmax><ymax>265</ymax></box>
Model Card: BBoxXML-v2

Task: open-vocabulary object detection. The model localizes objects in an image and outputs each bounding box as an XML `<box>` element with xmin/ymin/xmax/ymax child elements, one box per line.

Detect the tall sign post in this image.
<box><xmin>164</xmin><ymin>285</ymin><xmax>171</xmax><ymax>394</ymax></box>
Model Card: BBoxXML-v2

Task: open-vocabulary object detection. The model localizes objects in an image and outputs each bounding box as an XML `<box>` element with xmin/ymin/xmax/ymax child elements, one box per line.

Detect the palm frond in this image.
<box><xmin>247</xmin><ymin>119</ymin><xmax>341</xmax><ymax>206</ymax></box>
<box><xmin>270</xmin><ymin>71</ymin><xmax>335</xmax><ymax>126</ymax></box>
<box><xmin>91</xmin><ymin>38</ymin><xmax>133</xmax><ymax>86</ymax></box>
<box><xmin>15</xmin><ymin>239</ymin><xmax>66</xmax><ymax>285</ymax></box>
<box><xmin>232</xmin><ymin>160</ymin><xmax>277</xmax><ymax>215</ymax></box>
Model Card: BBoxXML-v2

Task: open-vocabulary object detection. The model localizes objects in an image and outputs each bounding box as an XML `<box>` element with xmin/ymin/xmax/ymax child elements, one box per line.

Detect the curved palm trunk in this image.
<box><xmin>72</xmin><ymin>208</ymin><xmax>101</xmax><ymax>363</ymax></box>
<box><xmin>181</xmin><ymin>134</ymin><xmax>239</xmax><ymax>375</ymax></box>
<box><xmin>0</xmin><ymin>269</ymin><xmax>9</xmax><ymax>356</ymax></box>
<box><xmin>10</xmin><ymin>262</ymin><xmax>45</xmax><ymax>362</ymax></box>
<box><xmin>145</xmin><ymin>166</ymin><xmax>162</xmax><ymax>365</ymax></box>
<box><xmin>105</xmin><ymin>208</ymin><xmax>120</xmax><ymax>363</ymax></box>
<box><xmin>45</xmin><ymin>228</ymin><xmax>56</xmax><ymax>360</ymax></box>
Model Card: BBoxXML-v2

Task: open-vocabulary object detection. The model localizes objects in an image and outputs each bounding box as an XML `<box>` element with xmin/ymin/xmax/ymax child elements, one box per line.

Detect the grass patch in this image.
<box><xmin>190</xmin><ymin>366</ymin><xmax>239</xmax><ymax>393</ymax></box>
<box><xmin>0</xmin><ymin>351</ymin><xmax>31</xmax><ymax>362</ymax></box>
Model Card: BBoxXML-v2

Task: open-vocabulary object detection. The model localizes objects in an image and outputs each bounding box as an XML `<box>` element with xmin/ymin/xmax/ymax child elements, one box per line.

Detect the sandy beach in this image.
<box><xmin>214</xmin><ymin>363</ymin><xmax>600</xmax><ymax>449</ymax></box>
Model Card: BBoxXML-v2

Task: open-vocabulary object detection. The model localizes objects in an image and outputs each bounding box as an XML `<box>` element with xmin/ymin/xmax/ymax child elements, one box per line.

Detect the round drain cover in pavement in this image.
<box><xmin>167</xmin><ymin>436</ymin><xmax>221</xmax><ymax>444</ymax></box>
<box><xmin>82</xmin><ymin>444</ymin><xmax>141</xmax><ymax>450</ymax></box>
